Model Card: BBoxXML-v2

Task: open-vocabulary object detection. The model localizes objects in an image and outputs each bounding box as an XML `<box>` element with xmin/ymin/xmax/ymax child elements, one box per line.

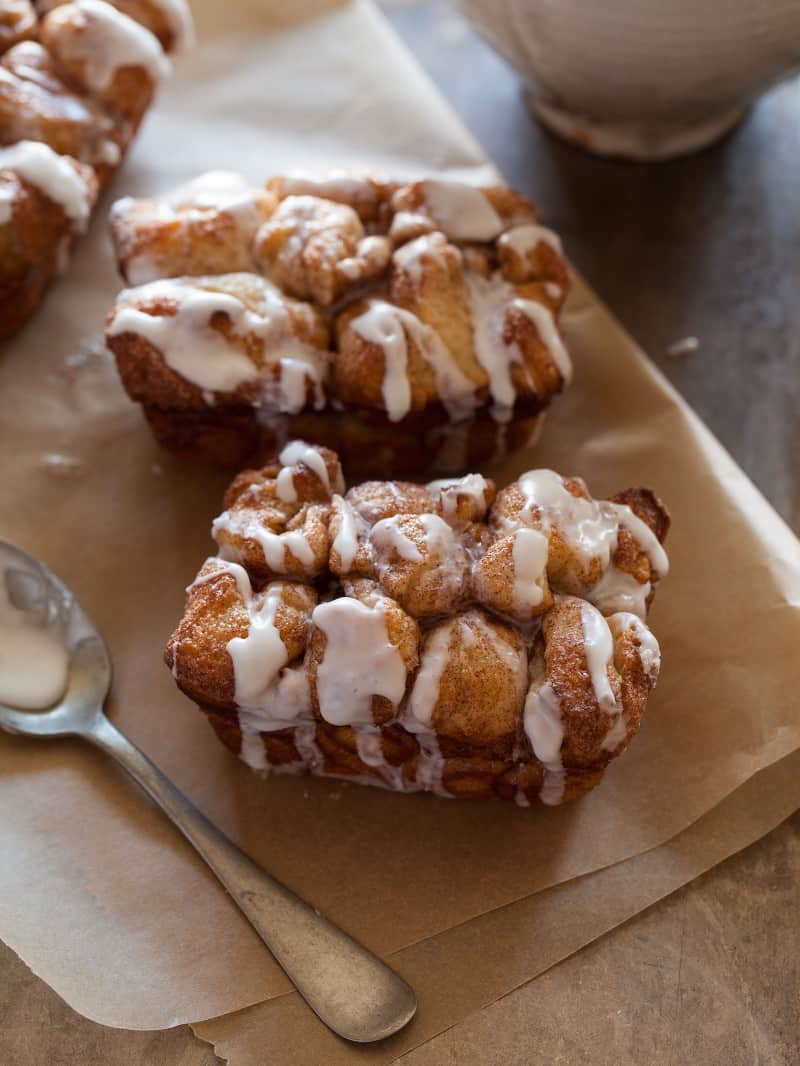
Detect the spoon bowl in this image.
<box><xmin>0</xmin><ymin>538</ymin><xmax>416</xmax><ymax>1044</ymax></box>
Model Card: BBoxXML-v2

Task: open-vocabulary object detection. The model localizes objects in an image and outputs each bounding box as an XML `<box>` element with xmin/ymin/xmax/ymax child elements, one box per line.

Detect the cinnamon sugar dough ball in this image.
<box><xmin>406</xmin><ymin>608</ymin><xmax>528</xmax><ymax>754</ymax></box>
<box><xmin>305</xmin><ymin>578</ymin><xmax>420</xmax><ymax>726</ymax></box>
<box><xmin>165</xmin><ymin>559</ymin><xmax>316</xmax><ymax>710</ymax></box>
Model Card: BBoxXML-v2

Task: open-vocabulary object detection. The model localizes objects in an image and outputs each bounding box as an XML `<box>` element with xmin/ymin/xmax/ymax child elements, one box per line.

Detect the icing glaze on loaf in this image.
<box><xmin>61</xmin><ymin>0</ymin><xmax>169</xmax><ymax>90</ymax></box>
<box><xmin>166</xmin><ymin>443</ymin><xmax>670</xmax><ymax>806</ymax></box>
<box><xmin>0</xmin><ymin>140</ymin><xmax>92</xmax><ymax>226</ymax></box>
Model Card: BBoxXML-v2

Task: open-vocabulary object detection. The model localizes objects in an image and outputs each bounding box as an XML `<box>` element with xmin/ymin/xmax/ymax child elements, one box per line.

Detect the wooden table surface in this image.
<box><xmin>2</xmin><ymin>3</ymin><xmax>798</xmax><ymax>1063</ymax></box>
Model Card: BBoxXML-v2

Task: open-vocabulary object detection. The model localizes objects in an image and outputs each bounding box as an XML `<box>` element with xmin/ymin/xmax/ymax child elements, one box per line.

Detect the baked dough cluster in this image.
<box><xmin>166</xmin><ymin>442</ymin><xmax>669</xmax><ymax>805</ymax></box>
<box><xmin>0</xmin><ymin>0</ymin><xmax>192</xmax><ymax>337</ymax></box>
<box><xmin>105</xmin><ymin>171</ymin><xmax>572</xmax><ymax>477</ymax></box>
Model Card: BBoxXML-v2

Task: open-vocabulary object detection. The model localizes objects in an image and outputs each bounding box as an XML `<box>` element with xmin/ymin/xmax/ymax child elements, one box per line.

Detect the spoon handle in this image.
<box><xmin>86</xmin><ymin>713</ymin><xmax>416</xmax><ymax>1043</ymax></box>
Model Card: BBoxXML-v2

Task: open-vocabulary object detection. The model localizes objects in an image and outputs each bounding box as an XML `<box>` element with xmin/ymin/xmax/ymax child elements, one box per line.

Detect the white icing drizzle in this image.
<box><xmin>312</xmin><ymin>598</ymin><xmax>407</xmax><ymax>726</ymax></box>
<box><xmin>406</xmin><ymin>623</ymin><xmax>452</xmax><ymax>728</ymax></box>
<box><xmin>293</xmin><ymin>722</ymin><xmax>324</xmax><ymax>772</ymax></box>
<box><xmin>464</xmin><ymin>272</ymin><xmax>572</xmax><ymax>415</ymax></box>
<box><xmin>354</xmin><ymin>723</ymin><xmax>407</xmax><ymax>791</ymax></box>
<box><xmin>350</xmin><ymin>300</ymin><xmax>476</xmax><ymax>422</ymax></box>
<box><xmin>614</xmin><ymin>505</ymin><xmax>670</xmax><ymax>579</ymax></box>
<box><xmin>66</xmin><ymin>0</ymin><xmax>170</xmax><ymax>90</ymax></box>
<box><xmin>608</xmin><ymin>612</ymin><xmax>661</xmax><ymax>684</ymax></box>
<box><xmin>588</xmin><ymin>566</ymin><xmax>650</xmax><ymax>619</ymax></box>
<box><xmin>109</xmin><ymin>281</ymin><xmax>260</xmax><ymax>391</ymax></box>
<box><xmin>188</xmin><ymin>558</ymin><xmax>252</xmax><ymax>600</ymax></box>
<box><xmin>213</xmin><ymin>509</ymin><xmax>314</xmax><ymax>573</ymax></box>
<box><xmin>580</xmin><ymin>602</ymin><xmax>618</xmax><ymax>712</ymax></box>
<box><xmin>413</xmin><ymin>731</ymin><xmax>448</xmax><ymax>796</ymax></box>
<box><xmin>0</xmin><ymin>141</ymin><xmax>91</xmax><ymax>228</ymax></box>
<box><xmin>370</xmin><ymin>516</ymin><xmax>424</xmax><ymax>563</ymax></box>
<box><xmin>463</xmin><ymin>272</ymin><xmax>518</xmax><ymax>414</ymax></box>
<box><xmin>227</xmin><ymin>585</ymin><xmax>289</xmax><ymax>710</ymax></box>
<box><xmin>275</xmin><ymin>440</ymin><xmax>337</xmax><ymax>503</ymax></box>
<box><xmin>237</xmin><ymin>711</ymin><xmax>268</xmax><ymax>770</ymax></box>
<box><xmin>393</xmin><ymin>231</ymin><xmax>451</xmax><ymax>285</ymax></box>
<box><xmin>514</xmin><ymin>470</ymin><xmax>669</xmax><ymax>590</ymax></box>
<box><xmin>539</xmin><ymin>770</ymin><xmax>566</xmax><ymax>806</ymax></box>
<box><xmin>511</xmin><ymin>527</ymin><xmax>549</xmax><ymax>615</ymax></box>
<box><xmin>511</xmin><ymin>298</ymin><xmax>572</xmax><ymax>384</ymax></box>
<box><xmin>109</xmin><ymin>278</ymin><xmax>329</xmax><ymax>407</ymax></box>
<box><xmin>419</xmin><ymin>179</ymin><xmax>504</xmax><ymax>241</ymax></box>
<box><xmin>523</xmin><ymin>682</ymin><xmax>563</xmax><ymax>767</ymax></box>
<box><xmin>189</xmin><ymin>560</ymin><xmax>312</xmax><ymax>723</ymax></box>
<box><xmin>427</xmin><ymin>473</ymin><xmax>489</xmax><ymax>521</ymax></box>
<box><xmin>498</xmin><ymin>223</ymin><xmax>563</xmax><ymax>259</ymax></box>
<box><xmin>331</xmin><ymin>495</ymin><xmax>359</xmax><ymax>571</ymax></box>
<box><xmin>168</xmin><ymin>169</ymin><xmax>259</xmax><ymax>216</ymax></box>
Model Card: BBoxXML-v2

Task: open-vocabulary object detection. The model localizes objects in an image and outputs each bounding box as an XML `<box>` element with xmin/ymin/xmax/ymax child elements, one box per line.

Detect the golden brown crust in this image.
<box><xmin>167</xmin><ymin>444</ymin><xmax>669</xmax><ymax>805</ymax></box>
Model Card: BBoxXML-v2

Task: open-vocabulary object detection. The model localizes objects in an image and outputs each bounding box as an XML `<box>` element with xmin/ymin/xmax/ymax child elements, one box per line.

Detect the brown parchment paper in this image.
<box><xmin>192</xmin><ymin>748</ymin><xmax>800</xmax><ymax>1066</ymax></box>
<box><xmin>1</xmin><ymin>0</ymin><xmax>799</xmax><ymax>1034</ymax></box>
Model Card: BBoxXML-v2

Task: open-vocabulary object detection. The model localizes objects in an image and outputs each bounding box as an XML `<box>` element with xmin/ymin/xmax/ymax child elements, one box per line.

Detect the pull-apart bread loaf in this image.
<box><xmin>0</xmin><ymin>0</ymin><xmax>192</xmax><ymax>337</ymax></box>
<box><xmin>105</xmin><ymin>172</ymin><xmax>572</xmax><ymax>477</ymax></box>
<box><xmin>166</xmin><ymin>442</ymin><xmax>670</xmax><ymax>806</ymax></box>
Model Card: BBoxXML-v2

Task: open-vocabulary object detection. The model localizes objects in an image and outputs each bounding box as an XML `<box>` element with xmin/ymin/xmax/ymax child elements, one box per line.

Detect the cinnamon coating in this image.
<box><xmin>106</xmin><ymin>169</ymin><xmax>573</xmax><ymax>475</ymax></box>
<box><xmin>0</xmin><ymin>0</ymin><xmax>191</xmax><ymax>337</ymax></box>
<box><xmin>168</xmin><ymin>442</ymin><xmax>670</xmax><ymax>806</ymax></box>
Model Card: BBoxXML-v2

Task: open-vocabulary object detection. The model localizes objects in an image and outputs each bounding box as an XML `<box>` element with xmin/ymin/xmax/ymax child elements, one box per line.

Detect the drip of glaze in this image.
<box><xmin>406</xmin><ymin>623</ymin><xmax>452</xmax><ymax>729</ymax></box>
<box><xmin>580</xmin><ymin>602</ymin><xmax>618</xmax><ymax>711</ymax></box>
<box><xmin>511</xmin><ymin>527</ymin><xmax>549</xmax><ymax>615</ymax></box>
<box><xmin>0</xmin><ymin>141</ymin><xmax>91</xmax><ymax>227</ymax></box>
<box><xmin>588</xmin><ymin>566</ymin><xmax>650</xmax><ymax>619</ymax></box>
<box><xmin>350</xmin><ymin>300</ymin><xmax>476</xmax><ymax>422</ymax></box>
<box><xmin>275</xmin><ymin>440</ymin><xmax>337</xmax><ymax>503</ymax></box>
<box><xmin>331</xmin><ymin>494</ymin><xmax>359</xmax><ymax>571</ymax></box>
<box><xmin>515</xmin><ymin>470</ymin><xmax>668</xmax><ymax>589</ymax></box>
<box><xmin>464</xmin><ymin>273</ymin><xmax>572</xmax><ymax>415</ymax></box>
<box><xmin>109</xmin><ymin>277</ymin><xmax>329</xmax><ymax>407</ymax></box>
<box><xmin>418</xmin><ymin>179</ymin><xmax>504</xmax><ymax>241</ymax></box>
<box><xmin>227</xmin><ymin>585</ymin><xmax>289</xmax><ymax>710</ymax></box>
<box><xmin>427</xmin><ymin>473</ymin><xmax>489</xmax><ymax>522</ymax></box>
<box><xmin>354</xmin><ymin>723</ymin><xmax>407</xmax><ymax>791</ymax></box>
<box><xmin>66</xmin><ymin>0</ymin><xmax>170</xmax><ymax>90</ymax></box>
<box><xmin>312</xmin><ymin>598</ymin><xmax>407</xmax><ymax>726</ymax></box>
<box><xmin>498</xmin><ymin>222</ymin><xmax>563</xmax><ymax>259</ymax></box>
<box><xmin>608</xmin><ymin>612</ymin><xmax>661</xmax><ymax>684</ymax></box>
<box><xmin>511</xmin><ymin>297</ymin><xmax>572</xmax><ymax>385</ymax></box>
<box><xmin>212</xmin><ymin>510</ymin><xmax>314</xmax><ymax>572</ymax></box>
<box><xmin>523</xmin><ymin>681</ymin><xmax>563</xmax><ymax>772</ymax></box>
<box><xmin>370</xmin><ymin>516</ymin><xmax>424</xmax><ymax>563</ymax></box>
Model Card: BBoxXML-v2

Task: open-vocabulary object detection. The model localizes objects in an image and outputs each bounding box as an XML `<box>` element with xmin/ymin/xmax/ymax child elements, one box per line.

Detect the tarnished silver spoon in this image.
<box><xmin>0</xmin><ymin>539</ymin><xmax>416</xmax><ymax>1044</ymax></box>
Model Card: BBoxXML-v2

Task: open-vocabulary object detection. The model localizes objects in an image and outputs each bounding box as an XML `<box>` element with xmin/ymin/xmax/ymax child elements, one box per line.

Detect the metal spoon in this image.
<box><xmin>0</xmin><ymin>539</ymin><xmax>416</xmax><ymax>1044</ymax></box>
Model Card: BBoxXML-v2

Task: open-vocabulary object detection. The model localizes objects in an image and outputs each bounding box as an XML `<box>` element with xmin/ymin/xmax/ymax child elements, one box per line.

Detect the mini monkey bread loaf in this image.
<box><xmin>0</xmin><ymin>0</ymin><xmax>193</xmax><ymax>337</ymax></box>
<box><xmin>105</xmin><ymin>171</ymin><xmax>573</xmax><ymax>477</ymax></box>
<box><xmin>166</xmin><ymin>442</ymin><xmax>670</xmax><ymax>805</ymax></box>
